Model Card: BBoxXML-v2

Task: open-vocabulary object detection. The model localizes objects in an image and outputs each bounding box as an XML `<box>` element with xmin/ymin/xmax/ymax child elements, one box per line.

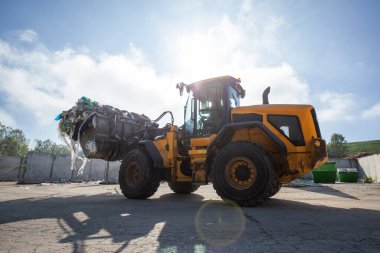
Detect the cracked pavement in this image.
<box><xmin>0</xmin><ymin>182</ymin><xmax>380</xmax><ymax>252</ymax></box>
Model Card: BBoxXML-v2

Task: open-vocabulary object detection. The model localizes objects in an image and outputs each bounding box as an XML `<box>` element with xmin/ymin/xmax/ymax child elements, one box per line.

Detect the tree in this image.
<box><xmin>0</xmin><ymin>122</ymin><xmax>29</xmax><ymax>156</ymax></box>
<box><xmin>33</xmin><ymin>139</ymin><xmax>70</xmax><ymax>155</ymax></box>
<box><xmin>328</xmin><ymin>133</ymin><xmax>348</xmax><ymax>158</ymax></box>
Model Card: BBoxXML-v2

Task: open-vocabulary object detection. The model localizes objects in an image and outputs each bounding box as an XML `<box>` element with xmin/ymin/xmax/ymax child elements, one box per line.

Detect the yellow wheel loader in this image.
<box><xmin>75</xmin><ymin>76</ymin><xmax>328</xmax><ymax>206</ymax></box>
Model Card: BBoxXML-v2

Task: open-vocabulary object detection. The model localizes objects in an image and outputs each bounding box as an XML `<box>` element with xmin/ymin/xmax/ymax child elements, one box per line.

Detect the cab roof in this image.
<box><xmin>186</xmin><ymin>75</ymin><xmax>245</xmax><ymax>98</ymax></box>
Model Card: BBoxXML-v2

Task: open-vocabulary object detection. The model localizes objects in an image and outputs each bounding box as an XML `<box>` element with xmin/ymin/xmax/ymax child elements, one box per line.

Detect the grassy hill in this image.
<box><xmin>346</xmin><ymin>140</ymin><xmax>380</xmax><ymax>155</ymax></box>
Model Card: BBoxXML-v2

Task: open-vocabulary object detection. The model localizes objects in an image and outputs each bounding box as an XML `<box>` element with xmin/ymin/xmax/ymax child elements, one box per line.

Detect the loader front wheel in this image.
<box><xmin>168</xmin><ymin>182</ymin><xmax>200</xmax><ymax>194</ymax></box>
<box><xmin>269</xmin><ymin>183</ymin><xmax>282</xmax><ymax>198</ymax></box>
<box><xmin>212</xmin><ymin>142</ymin><xmax>276</xmax><ymax>207</ymax></box>
<box><xmin>119</xmin><ymin>149</ymin><xmax>160</xmax><ymax>199</ymax></box>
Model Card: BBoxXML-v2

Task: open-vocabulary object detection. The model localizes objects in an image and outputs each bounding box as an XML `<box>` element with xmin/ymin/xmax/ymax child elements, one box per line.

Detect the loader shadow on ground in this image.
<box><xmin>1</xmin><ymin>191</ymin><xmax>380</xmax><ymax>252</ymax></box>
<box><xmin>285</xmin><ymin>184</ymin><xmax>360</xmax><ymax>200</ymax></box>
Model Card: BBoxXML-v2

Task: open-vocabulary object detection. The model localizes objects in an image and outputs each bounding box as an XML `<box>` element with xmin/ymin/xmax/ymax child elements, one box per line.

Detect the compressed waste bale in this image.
<box><xmin>56</xmin><ymin>97</ymin><xmax>160</xmax><ymax>161</ymax></box>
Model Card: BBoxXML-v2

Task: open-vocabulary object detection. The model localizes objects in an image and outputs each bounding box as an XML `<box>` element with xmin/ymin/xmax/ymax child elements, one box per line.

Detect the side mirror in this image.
<box><xmin>176</xmin><ymin>82</ymin><xmax>187</xmax><ymax>96</ymax></box>
<box><xmin>241</xmin><ymin>89</ymin><xmax>246</xmax><ymax>99</ymax></box>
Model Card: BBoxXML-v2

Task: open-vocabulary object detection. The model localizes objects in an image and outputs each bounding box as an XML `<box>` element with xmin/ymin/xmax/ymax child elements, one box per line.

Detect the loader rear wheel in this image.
<box><xmin>119</xmin><ymin>149</ymin><xmax>160</xmax><ymax>199</ymax></box>
<box><xmin>212</xmin><ymin>142</ymin><xmax>276</xmax><ymax>207</ymax></box>
<box><xmin>168</xmin><ymin>182</ymin><xmax>200</xmax><ymax>194</ymax></box>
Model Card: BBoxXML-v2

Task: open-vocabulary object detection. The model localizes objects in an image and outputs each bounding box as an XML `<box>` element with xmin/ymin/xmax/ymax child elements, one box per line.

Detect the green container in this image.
<box><xmin>312</xmin><ymin>162</ymin><xmax>337</xmax><ymax>183</ymax></box>
<box><xmin>337</xmin><ymin>168</ymin><xmax>358</xmax><ymax>183</ymax></box>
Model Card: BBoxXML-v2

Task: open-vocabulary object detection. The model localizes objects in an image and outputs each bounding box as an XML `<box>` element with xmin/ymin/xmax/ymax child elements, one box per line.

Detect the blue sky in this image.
<box><xmin>0</xmin><ymin>0</ymin><xmax>379</xmax><ymax>145</ymax></box>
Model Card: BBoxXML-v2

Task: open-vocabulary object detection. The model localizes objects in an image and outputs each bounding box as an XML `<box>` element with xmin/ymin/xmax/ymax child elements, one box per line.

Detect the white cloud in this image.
<box><xmin>241</xmin><ymin>0</ymin><xmax>252</xmax><ymax>13</ymax></box>
<box><xmin>238</xmin><ymin>63</ymin><xmax>310</xmax><ymax>105</ymax></box>
<box><xmin>317</xmin><ymin>92</ymin><xmax>355</xmax><ymax>122</ymax></box>
<box><xmin>163</xmin><ymin>11</ymin><xmax>308</xmax><ymax>105</ymax></box>
<box><xmin>362</xmin><ymin>102</ymin><xmax>380</xmax><ymax>119</ymax></box>
<box><xmin>166</xmin><ymin>15</ymin><xmax>243</xmax><ymax>80</ymax></box>
<box><xmin>0</xmin><ymin>6</ymin><xmax>328</xmax><ymax>140</ymax></box>
<box><xmin>0</xmin><ymin>108</ymin><xmax>18</xmax><ymax>128</ymax></box>
<box><xmin>18</xmin><ymin>29</ymin><xmax>38</xmax><ymax>43</ymax></box>
<box><xmin>0</xmin><ymin>39</ymin><xmax>183</xmax><ymax>138</ymax></box>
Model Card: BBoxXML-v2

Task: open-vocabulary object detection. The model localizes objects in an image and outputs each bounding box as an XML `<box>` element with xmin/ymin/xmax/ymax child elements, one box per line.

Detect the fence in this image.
<box><xmin>0</xmin><ymin>152</ymin><xmax>120</xmax><ymax>183</ymax></box>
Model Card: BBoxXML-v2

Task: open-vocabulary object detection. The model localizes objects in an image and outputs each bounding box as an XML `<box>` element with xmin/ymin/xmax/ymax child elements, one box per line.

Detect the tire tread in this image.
<box><xmin>119</xmin><ymin>149</ymin><xmax>160</xmax><ymax>199</ymax></box>
<box><xmin>212</xmin><ymin>142</ymin><xmax>277</xmax><ymax>207</ymax></box>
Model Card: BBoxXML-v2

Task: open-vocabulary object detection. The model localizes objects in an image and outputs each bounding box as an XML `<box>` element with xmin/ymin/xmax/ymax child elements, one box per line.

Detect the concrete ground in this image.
<box><xmin>0</xmin><ymin>182</ymin><xmax>379</xmax><ymax>253</ymax></box>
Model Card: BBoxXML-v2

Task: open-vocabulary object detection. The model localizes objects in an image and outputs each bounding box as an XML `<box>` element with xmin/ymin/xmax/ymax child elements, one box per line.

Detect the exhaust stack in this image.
<box><xmin>262</xmin><ymin>86</ymin><xmax>270</xmax><ymax>104</ymax></box>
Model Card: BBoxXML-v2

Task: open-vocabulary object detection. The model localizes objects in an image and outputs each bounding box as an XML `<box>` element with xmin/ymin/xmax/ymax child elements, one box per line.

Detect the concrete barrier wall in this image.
<box><xmin>0</xmin><ymin>156</ymin><xmax>22</xmax><ymax>181</ymax></box>
<box><xmin>89</xmin><ymin>159</ymin><xmax>107</xmax><ymax>181</ymax></box>
<box><xmin>2</xmin><ymin>152</ymin><xmax>378</xmax><ymax>183</ymax></box>
<box><xmin>51</xmin><ymin>155</ymin><xmax>72</xmax><ymax>182</ymax></box>
<box><xmin>23</xmin><ymin>152</ymin><xmax>55</xmax><ymax>183</ymax></box>
<box><xmin>15</xmin><ymin>152</ymin><xmax>121</xmax><ymax>184</ymax></box>
<box><xmin>107</xmin><ymin>161</ymin><xmax>121</xmax><ymax>183</ymax></box>
<box><xmin>357</xmin><ymin>154</ymin><xmax>380</xmax><ymax>183</ymax></box>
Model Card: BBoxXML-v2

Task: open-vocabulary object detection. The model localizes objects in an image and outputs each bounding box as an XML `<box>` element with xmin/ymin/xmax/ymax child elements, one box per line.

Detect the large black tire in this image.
<box><xmin>168</xmin><ymin>182</ymin><xmax>200</xmax><ymax>194</ymax></box>
<box><xmin>269</xmin><ymin>183</ymin><xmax>282</xmax><ymax>198</ymax></box>
<box><xmin>119</xmin><ymin>149</ymin><xmax>160</xmax><ymax>199</ymax></box>
<box><xmin>212</xmin><ymin>142</ymin><xmax>277</xmax><ymax>207</ymax></box>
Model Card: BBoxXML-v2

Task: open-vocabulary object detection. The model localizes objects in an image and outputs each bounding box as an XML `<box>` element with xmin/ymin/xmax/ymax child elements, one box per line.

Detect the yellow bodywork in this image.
<box><xmin>152</xmin><ymin>104</ymin><xmax>327</xmax><ymax>184</ymax></box>
<box><xmin>232</xmin><ymin>104</ymin><xmax>328</xmax><ymax>183</ymax></box>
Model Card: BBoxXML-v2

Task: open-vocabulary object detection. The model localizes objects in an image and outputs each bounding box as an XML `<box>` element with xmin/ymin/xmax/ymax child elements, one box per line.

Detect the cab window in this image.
<box><xmin>267</xmin><ymin>115</ymin><xmax>305</xmax><ymax>146</ymax></box>
<box><xmin>194</xmin><ymin>87</ymin><xmax>224</xmax><ymax>137</ymax></box>
<box><xmin>228</xmin><ymin>87</ymin><xmax>240</xmax><ymax>108</ymax></box>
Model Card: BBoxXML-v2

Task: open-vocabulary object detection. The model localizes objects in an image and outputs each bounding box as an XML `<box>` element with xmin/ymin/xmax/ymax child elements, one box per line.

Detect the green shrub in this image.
<box><xmin>359</xmin><ymin>176</ymin><xmax>375</xmax><ymax>183</ymax></box>
<box><xmin>364</xmin><ymin>176</ymin><xmax>375</xmax><ymax>183</ymax></box>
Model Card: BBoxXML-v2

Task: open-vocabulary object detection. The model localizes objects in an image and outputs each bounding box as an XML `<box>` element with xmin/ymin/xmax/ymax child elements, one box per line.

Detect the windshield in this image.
<box><xmin>184</xmin><ymin>92</ymin><xmax>194</xmax><ymax>134</ymax></box>
<box><xmin>184</xmin><ymin>87</ymin><xmax>224</xmax><ymax>137</ymax></box>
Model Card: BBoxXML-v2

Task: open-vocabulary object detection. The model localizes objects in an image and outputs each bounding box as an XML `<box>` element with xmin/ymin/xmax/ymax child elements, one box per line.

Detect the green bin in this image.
<box><xmin>337</xmin><ymin>168</ymin><xmax>358</xmax><ymax>183</ymax></box>
<box><xmin>312</xmin><ymin>161</ymin><xmax>337</xmax><ymax>183</ymax></box>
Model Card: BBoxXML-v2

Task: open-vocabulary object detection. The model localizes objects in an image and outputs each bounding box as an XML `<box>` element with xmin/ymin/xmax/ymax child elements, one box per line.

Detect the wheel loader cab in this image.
<box><xmin>183</xmin><ymin>76</ymin><xmax>245</xmax><ymax>138</ymax></box>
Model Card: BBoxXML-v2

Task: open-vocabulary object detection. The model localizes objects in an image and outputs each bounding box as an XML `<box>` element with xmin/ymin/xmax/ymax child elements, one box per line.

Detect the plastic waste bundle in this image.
<box><xmin>56</xmin><ymin>97</ymin><xmax>162</xmax><ymax>173</ymax></box>
<box><xmin>56</xmin><ymin>96</ymin><xmax>98</xmax><ymax>141</ymax></box>
<box><xmin>55</xmin><ymin>97</ymin><xmax>99</xmax><ymax>173</ymax></box>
